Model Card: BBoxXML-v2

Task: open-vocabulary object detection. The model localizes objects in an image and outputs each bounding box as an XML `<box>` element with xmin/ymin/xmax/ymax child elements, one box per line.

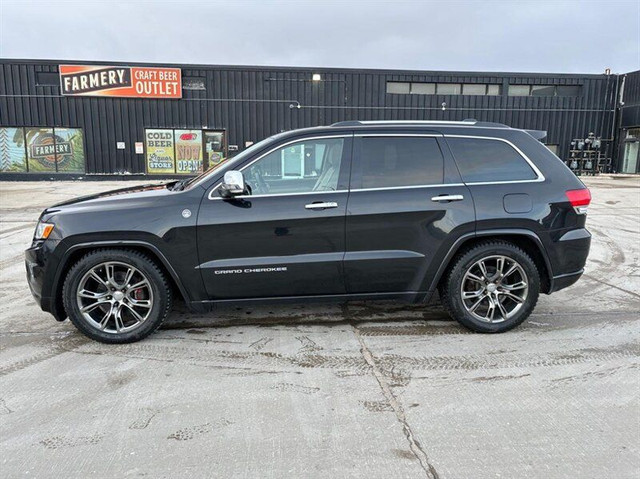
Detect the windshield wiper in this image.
<box><xmin>170</xmin><ymin>178</ymin><xmax>189</xmax><ymax>191</ymax></box>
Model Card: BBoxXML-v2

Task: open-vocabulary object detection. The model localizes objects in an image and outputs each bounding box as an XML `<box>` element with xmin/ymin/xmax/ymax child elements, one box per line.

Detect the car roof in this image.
<box><xmin>273</xmin><ymin>120</ymin><xmax>545</xmax><ymax>141</ymax></box>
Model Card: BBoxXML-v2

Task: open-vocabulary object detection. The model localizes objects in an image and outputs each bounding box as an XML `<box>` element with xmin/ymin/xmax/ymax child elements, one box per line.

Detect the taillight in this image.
<box><xmin>566</xmin><ymin>188</ymin><xmax>591</xmax><ymax>214</ymax></box>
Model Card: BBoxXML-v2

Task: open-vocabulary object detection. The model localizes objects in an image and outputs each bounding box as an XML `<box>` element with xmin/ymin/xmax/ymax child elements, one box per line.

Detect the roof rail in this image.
<box><xmin>330</xmin><ymin>120</ymin><xmax>510</xmax><ymax>128</ymax></box>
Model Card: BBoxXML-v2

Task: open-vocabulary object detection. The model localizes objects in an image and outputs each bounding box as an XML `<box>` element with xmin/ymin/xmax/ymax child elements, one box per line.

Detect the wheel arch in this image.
<box><xmin>430</xmin><ymin>229</ymin><xmax>553</xmax><ymax>295</ymax></box>
<box><xmin>51</xmin><ymin>241</ymin><xmax>190</xmax><ymax>321</ymax></box>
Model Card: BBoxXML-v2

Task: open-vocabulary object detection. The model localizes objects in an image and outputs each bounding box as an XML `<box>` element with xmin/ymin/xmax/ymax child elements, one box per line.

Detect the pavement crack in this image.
<box><xmin>583</xmin><ymin>273</ymin><xmax>640</xmax><ymax>299</ymax></box>
<box><xmin>351</xmin><ymin>323</ymin><xmax>440</xmax><ymax>479</ymax></box>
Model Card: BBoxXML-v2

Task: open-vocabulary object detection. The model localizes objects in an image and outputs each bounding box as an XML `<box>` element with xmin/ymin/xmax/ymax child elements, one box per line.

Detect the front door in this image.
<box><xmin>621</xmin><ymin>129</ymin><xmax>640</xmax><ymax>174</ymax></box>
<box><xmin>197</xmin><ymin>135</ymin><xmax>352</xmax><ymax>300</ymax></box>
<box><xmin>203</xmin><ymin>130</ymin><xmax>227</xmax><ymax>170</ymax></box>
<box><xmin>344</xmin><ymin>134</ymin><xmax>475</xmax><ymax>295</ymax></box>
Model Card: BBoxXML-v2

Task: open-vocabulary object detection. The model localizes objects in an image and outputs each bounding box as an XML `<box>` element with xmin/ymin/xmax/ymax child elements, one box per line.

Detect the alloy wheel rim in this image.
<box><xmin>76</xmin><ymin>261</ymin><xmax>154</xmax><ymax>334</ymax></box>
<box><xmin>460</xmin><ymin>255</ymin><xmax>528</xmax><ymax>323</ymax></box>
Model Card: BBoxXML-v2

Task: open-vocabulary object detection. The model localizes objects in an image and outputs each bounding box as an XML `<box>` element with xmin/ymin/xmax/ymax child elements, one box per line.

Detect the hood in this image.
<box><xmin>43</xmin><ymin>182</ymin><xmax>175</xmax><ymax>216</ymax></box>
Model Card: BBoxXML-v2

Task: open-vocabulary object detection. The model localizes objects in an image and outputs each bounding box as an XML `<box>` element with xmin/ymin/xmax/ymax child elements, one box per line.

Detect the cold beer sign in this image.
<box><xmin>59</xmin><ymin>65</ymin><xmax>182</xmax><ymax>99</ymax></box>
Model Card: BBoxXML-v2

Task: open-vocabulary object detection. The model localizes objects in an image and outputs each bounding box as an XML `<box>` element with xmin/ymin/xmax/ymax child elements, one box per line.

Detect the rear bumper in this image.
<box><xmin>549</xmin><ymin>269</ymin><xmax>584</xmax><ymax>293</ymax></box>
<box><xmin>548</xmin><ymin>227</ymin><xmax>591</xmax><ymax>293</ymax></box>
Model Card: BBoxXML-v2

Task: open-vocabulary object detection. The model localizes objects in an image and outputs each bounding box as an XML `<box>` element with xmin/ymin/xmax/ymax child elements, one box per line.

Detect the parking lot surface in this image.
<box><xmin>1</xmin><ymin>176</ymin><xmax>639</xmax><ymax>478</ymax></box>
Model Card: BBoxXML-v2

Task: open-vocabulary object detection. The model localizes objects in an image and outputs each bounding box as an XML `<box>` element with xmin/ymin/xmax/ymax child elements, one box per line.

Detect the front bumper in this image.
<box><xmin>25</xmin><ymin>243</ymin><xmax>46</xmax><ymax>305</ymax></box>
<box><xmin>25</xmin><ymin>239</ymin><xmax>65</xmax><ymax>320</ymax></box>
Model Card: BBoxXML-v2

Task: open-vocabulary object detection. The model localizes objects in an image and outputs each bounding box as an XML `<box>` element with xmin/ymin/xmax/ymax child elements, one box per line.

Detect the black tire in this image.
<box><xmin>62</xmin><ymin>249</ymin><xmax>172</xmax><ymax>343</ymax></box>
<box><xmin>440</xmin><ymin>240</ymin><xmax>540</xmax><ymax>333</ymax></box>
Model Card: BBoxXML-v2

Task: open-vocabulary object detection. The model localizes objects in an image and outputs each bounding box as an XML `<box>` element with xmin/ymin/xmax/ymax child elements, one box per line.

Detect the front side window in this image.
<box><xmin>243</xmin><ymin>138</ymin><xmax>344</xmax><ymax>195</ymax></box>
<box><xmin>358</xmin><ymin>137</ymin><xmax>443</xmax><ymax>189</ymax></box>
<box><xmin>447</xmin><ymin>137</ymin><xmax>537</xmax><ymax>183</ymax></box>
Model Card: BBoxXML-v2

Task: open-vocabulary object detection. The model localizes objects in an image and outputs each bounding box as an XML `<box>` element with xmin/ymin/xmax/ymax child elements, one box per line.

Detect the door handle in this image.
<box><xmin>305</xmin><ymin>202</ymin><xmax>338</xmax><ymax>210</ymax></box>
<box><xmin>431</xmin><ymin>194</ymin><xmax>464</xmax><ymax>202</ymax></box>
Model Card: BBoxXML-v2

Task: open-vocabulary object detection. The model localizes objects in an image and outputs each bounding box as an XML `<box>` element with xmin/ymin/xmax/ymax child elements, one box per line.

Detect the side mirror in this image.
<box><xmin>219</xmin><ymin>170</ymin><xmax>246</xmax><ymax>197</ymax></box>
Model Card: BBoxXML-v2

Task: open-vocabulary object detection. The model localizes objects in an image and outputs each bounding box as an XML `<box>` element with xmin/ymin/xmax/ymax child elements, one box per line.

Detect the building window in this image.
<box><xmin>145</xmin><ymin>129</ymin><xmax>227</xmax><ymax>175</ymax></box>
<box><xmin>436</xmin><ymin>83</ymin><xmax>461</xmax><ymax>95</ymax></box>
<box><xmin>487</xmin><ymin>85</ymin><xmax>501</xmax><ymax>96</ymax></box>
<box><xmin>387</xmin><ymin>81</ymin><xmax>500</xmax><ymax>96</ymax></box>
<box><xmin>508</xmin><ymin>85</ymin><xmax>531</xmax><ymax>96</ymax></box>
<box><xmin>508</xmin><ymin>84</ymin><xmax>582</xmax><ymax>97</ymax></box>
<box><xmin>410</xmin><ymin>82</ymin><xmax>436</xmax><ymax>94</ymax></box>
<box><xmin>462</xmin><ymin>84</ymin><xmax>488</xmax><ymax>95</ymax></box>
<box><xmin>386</xmin><ymin>82</ymin><xmax>411</xmax><ymax>94</ymax></box>
<box><xmin>0</xmin><ymin>127</ymin><xmax>85</xmax><ymax>173</ymax></box>
<box><xmin>531</xmin><ymin>85</ymin><xmax>555</xmax><ymax>96</ymax></box>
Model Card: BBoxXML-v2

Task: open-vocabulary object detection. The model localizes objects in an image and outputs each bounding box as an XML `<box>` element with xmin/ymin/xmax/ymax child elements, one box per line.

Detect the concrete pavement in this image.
<box><xmin>1</xmin><ymin>176</ymin><xmax>639</xmax><ymax>478</ymax></box>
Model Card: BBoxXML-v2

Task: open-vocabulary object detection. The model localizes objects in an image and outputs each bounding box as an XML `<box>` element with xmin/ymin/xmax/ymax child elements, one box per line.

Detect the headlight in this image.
<box><xmin>34</xmin><ymin>222</ymin><xmax>55</xmax><ymax>240</ymax></box>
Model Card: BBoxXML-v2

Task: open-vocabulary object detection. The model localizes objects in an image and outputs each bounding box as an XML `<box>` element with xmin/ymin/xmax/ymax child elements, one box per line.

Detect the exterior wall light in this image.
<box><xmin>312</xmin><ymin>74</ymin><xmax>322</xmax><ymax>81</ymax></box>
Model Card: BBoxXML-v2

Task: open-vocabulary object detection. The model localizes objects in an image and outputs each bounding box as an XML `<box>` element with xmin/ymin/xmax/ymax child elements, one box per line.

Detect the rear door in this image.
<box><xmin>197</xmin><ymin>134</ymin><xmax>352</xmax><ymax>300</ymax></box>
<box><xmin>344</xmin><ymin>132</ymin><xmax>475</xmax><ymax>295</ymax></box>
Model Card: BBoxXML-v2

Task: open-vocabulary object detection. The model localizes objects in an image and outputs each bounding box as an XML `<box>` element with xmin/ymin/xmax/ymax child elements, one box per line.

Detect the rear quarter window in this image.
<box><xmin>447</xmin><ymin>137</ymin><xmax>538</xmax><ymax>183</ymax></box>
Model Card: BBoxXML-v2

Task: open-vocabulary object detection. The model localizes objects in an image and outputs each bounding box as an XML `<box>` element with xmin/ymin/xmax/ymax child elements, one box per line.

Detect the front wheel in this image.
<box><xmin>62</xmin><ymin>249</ymin><xmax>172</xmax><ymax>343</ymax></box>
<box><xmin>440</xmin><ymin>241</ymin><xmax>540</xmax><ymax>333</ymax></box>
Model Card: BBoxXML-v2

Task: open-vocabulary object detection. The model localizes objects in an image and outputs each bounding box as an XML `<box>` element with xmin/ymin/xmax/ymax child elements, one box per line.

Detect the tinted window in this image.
<box><xmin>359</xmin><ymin>137</ymin><xmax>443</xmax><ymax>188</ymax></box>
<box><xmin>243</xmin><ymin>138</ymin><xmax>344</xmax><ymax>195</ymax></box>
<box><xmin>447</xmin><ymin>137</ymin><xmax>537</xmax><ymax>183</ymax></box>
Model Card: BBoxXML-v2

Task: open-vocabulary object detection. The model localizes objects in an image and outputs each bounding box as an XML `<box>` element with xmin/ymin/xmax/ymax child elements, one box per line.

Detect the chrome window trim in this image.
<box><xmin>350</xmin><ymin>183</ymin><xmax>464</xmax><ymax>193</ymax></box>
<box><xmin>211</xmin><ymin>189</ymin><xmax>349</xmax><ymax>200</ymax></box>
<box><xmin>443</xmin><ymin>134</ymin><xmax>546</xmax><ymax>184</ymax></box>
<box><xmin>208</xmin><ymin>134</ymin><xmax>350</xmax><ymax>200</ymax></box>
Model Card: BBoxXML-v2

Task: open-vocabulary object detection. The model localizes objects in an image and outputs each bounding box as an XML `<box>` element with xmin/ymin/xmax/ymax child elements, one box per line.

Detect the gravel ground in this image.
<box><xmin>1</xmin><ymin>176</ymin><xmax>639</xmax><ymax>478</ymax></box>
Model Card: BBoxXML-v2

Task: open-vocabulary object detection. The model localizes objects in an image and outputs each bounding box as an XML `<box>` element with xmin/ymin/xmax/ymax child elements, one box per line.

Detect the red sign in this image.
<box><xmin>59</xmin><ymin>65</ymin><xmax>182</xmax><ymax>99</ymax></box>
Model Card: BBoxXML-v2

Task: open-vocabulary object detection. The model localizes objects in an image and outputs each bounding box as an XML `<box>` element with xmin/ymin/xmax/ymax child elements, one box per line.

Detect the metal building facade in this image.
<box><xmin>0</xmin><ymin>59</ymin><xmax>622</xmax><ymax>178</ymax></box>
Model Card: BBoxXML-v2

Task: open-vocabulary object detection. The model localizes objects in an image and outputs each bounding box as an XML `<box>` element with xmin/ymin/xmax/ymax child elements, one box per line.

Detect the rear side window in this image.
<box><xmin>447</xmin><ymin>137</ymin><xmax>537</xmax><ymax>183</ymax></box>
<box><xmin>358</xmin><ymin>137</ymin><xmax>443</xmax><ymax>188</ymax></box>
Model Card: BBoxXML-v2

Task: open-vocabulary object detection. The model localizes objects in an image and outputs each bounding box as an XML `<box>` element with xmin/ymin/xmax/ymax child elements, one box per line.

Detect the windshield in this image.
<box><xmin>184</xmin><ymin>135</ymin><xmax>280</xmax><ymax>189</ymax></box>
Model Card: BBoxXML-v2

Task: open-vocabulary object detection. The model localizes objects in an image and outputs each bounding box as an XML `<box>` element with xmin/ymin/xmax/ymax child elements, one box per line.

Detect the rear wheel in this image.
<box><xmin>62</xmin><ymin>249</ymin><xmax>172</xmax><ymax>343</ymax></box>
<box><xmin>440</xmin><ymin>241</ymin><xmax>540</xmax><ymax>333</ymax></box>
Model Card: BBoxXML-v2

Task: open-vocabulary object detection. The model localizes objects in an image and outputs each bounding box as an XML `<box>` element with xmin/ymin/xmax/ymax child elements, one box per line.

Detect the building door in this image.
<box><xmin>621</xmin><ymin>129</ymin><xmax>640</xmax><ymax>174</ymax></box>
<box><xmin>203</xmin><ymin>130</ymin><xmax>227</xmax><ymax>170</ymax></box>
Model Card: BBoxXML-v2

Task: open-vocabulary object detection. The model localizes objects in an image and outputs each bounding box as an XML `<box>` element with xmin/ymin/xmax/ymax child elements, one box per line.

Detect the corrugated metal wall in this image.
<box><xmin>0</xmin><ymin>59</ymin><xmax>619</xmax><ymax>175</ymax></box>
<box><xmin>620</xmin><ymin>70</ymin><xmax>640</xmax><ymax>128</ymax></box>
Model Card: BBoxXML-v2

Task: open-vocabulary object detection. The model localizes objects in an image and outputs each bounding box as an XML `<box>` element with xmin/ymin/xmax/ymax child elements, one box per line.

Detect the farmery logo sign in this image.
<box><xmin>59</xmin><ymin>65</ymin><xmax>182</xmax><ymax>98</ymax></box>
<box><xmin>29</xmin><ymin>132</ymin><xmax>73</xmax><ymax>169</ymax></box>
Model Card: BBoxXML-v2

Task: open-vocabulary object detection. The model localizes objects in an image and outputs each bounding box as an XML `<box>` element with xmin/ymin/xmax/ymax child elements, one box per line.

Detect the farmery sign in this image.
<box><xmin>59</xmin><ymin>65</ymin><xmax>182</xmax><ymax>98</ymax></box>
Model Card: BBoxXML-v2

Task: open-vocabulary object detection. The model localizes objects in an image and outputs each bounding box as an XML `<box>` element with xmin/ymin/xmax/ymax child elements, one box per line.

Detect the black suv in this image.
<box><xmin>25</xmin><ymin>120</ymin><xmax>591</xmax><ymax>343</ymax></box>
